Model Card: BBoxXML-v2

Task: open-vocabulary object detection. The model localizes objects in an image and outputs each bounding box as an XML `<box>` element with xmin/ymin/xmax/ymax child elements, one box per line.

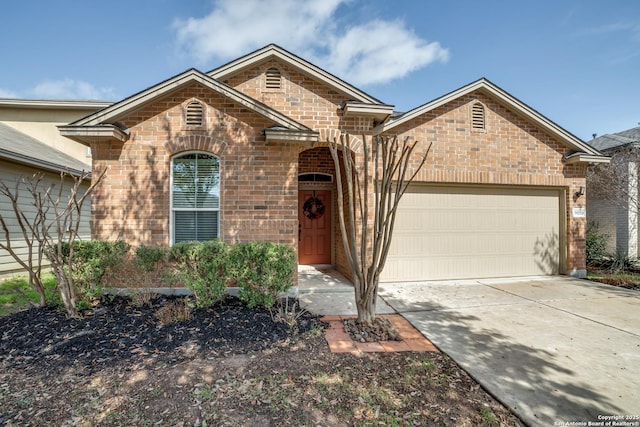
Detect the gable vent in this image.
<box><xmin>472</xmin><ymin>103</ymin><xmax>485</xmax><ymax>131</ymax></box>
<box><xmin>265</xmin><ymin>68</ymin><xmax>281</xmax><ymax>90</ymax></box>
<box><xmin>186</xmin><ymin>101</ymin><xmax>204</xmax><ymax>126</ymax></box>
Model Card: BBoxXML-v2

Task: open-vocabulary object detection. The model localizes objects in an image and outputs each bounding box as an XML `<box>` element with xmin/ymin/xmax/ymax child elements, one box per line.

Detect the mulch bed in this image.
<box><xmin>0</xmin><ymin>295</ymin><xmax>318</xmax><ymax>375</ymax></box>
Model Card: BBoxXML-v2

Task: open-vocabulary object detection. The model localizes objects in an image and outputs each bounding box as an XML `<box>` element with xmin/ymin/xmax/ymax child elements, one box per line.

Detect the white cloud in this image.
<box><xmin>173</xmin><ymin>0</ymin><xmax>448</xmax><ymax>86</ymax></box>
<box><xmin>0</xmin><ymin>88</ymin><xmax>19</xmax><ymax>98</ymax></box>
<box><xmin>319</xmin><ymin>20</ymin><xmax>449</xmax><ymax>85</ymax></box>
<box><xmin>28</xmin><ymin>79</ymin><xmax>116</xmax><ymax>100</ymax></box>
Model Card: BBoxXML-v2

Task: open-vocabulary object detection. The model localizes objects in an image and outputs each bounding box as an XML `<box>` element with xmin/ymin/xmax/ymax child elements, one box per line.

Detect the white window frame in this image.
<box><xmin>170</xmin><ymin>151</ymin><xmax>221</xmax><ymax>244</ymax></box>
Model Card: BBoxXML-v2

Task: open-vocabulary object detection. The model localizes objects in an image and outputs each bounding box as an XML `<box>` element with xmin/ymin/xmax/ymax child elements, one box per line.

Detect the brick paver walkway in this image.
<box><xmin>320</xmin><ymin>314</ymin><xmax>439</xmax><ymax>354</ymax></box>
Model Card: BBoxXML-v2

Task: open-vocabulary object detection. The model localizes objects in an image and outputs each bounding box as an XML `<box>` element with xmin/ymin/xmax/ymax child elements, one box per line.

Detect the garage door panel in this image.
<box><xmin>381</xmin><ymin>185</ymin><xmax>561</xmax><ymax>281</ymax></box>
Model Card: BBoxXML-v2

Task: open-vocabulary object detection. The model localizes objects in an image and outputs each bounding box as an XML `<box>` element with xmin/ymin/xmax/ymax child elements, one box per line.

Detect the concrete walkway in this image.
<box><xmin>379</xmin><ymin>276</ymin><xmax>640</xmax><ymax>427</ymax></box>
<box><xmin>297</xmin><ymin>266</ymin><xmax>394</xmax><ymax>316</ymax></box>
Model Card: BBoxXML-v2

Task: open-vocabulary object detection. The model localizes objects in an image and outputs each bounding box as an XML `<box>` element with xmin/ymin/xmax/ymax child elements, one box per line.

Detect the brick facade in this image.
<box><xmin>83</xmin><ymin>49</ymin><xmax>594</xmax><ymax>280</ymax></box>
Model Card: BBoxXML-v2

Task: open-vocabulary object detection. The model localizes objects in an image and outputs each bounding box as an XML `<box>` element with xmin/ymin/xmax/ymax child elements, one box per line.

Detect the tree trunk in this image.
<box><xmin>56</xmin><ymin>267</ymin><xmax>79</xmax><ymax>319</ymax></box>
<box><xmin>353</xmin><ymin>276</ymin><xmax>377</xmax><ymax>325</ymax></box>
<box><xmin>28</xmin><ymin>270</ymin><xmax>47</xmax><ymax>307</ymax></box>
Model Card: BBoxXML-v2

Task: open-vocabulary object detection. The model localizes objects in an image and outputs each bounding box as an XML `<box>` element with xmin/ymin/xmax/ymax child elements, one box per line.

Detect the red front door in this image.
<box><xmin>298</xmin><ymin>190</ymin><xmax>331</xmax><ymax>264</ymax></box>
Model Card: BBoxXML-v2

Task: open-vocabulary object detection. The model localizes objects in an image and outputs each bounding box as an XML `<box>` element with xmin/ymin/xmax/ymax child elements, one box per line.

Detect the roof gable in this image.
<box><xmin>208</xmin><ymin>44</ymin><xmax>386</xmax><ymax>106</ymax></box>
<box><xmin>66</xmin><ymin>68</ymin><xmax>311</xmax><ymax>131</ymax></box>
<box><xmin>374</xmin><ymin>78</ymin><xmax>604</xmax><ymax>159</ymax></box>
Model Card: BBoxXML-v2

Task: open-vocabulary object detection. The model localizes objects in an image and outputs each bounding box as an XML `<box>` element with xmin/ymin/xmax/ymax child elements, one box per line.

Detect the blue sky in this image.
<box><xmin>0</xmin><ymin>0</ymin><xmax>638</xmax><ymax>141</ymax></box>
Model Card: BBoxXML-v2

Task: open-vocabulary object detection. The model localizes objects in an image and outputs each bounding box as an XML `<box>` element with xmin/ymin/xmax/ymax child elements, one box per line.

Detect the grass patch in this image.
<box><xmin>0</xmin><ymin>273</ymin><xmax>57</xmax><ymax>316</ymax></box>
<box><xmin>587</xmin><ymin>268</ymin><xmax>640</xmax><ymax>287</ymax></box>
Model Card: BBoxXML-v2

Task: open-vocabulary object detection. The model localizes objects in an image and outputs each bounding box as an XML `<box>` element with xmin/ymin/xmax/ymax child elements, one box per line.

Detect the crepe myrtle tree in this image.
<box><xmin>587</xmin><ymin>144</ymin><xmax>640</xmax><ymax>219</ymax></box>
<box><xmin>0</xmin><ymin>169</ymin><xmax>105</xmax><ymax>317</ymax></box>
<box><xmin>329</xmin><ymin>134</ymin><xmax>431</xmax><ymax>325</ymax></box>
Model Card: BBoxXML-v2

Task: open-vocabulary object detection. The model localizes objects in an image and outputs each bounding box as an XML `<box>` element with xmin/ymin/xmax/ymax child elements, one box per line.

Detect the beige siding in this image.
<box><xmin>381</xmin><ymin>185</ymin><xmax>562</xmax><ymax>282</ymax></box>
<box><xmin>0</xmin><ymin>160</ymin><xmax>90</xmax><ymax>275</ymax></box>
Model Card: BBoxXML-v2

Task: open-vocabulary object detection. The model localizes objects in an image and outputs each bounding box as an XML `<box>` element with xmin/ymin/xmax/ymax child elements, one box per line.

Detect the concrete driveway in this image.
<box><xmin>379</xmin><ymin>276</ymin><xmax>640</xmax><ymax>427</ymax></box>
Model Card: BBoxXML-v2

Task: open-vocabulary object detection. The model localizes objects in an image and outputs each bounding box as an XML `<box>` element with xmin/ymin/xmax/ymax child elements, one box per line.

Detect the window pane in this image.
<box><xmin>173</xmin><ymin>157</ymin><xmax>197</xmax><ymax>208</ymax></box>
<box><xmin>174</xmin><ymin>211</ymin><xmax>218</xmax><ymax>243</ymax></box>
<box><xmin>172</xmin><ymin>153</ymin><xmax>220</xmax><ymax>209</ymax></box>
<box><xmin>195</xmin><ymin>155</ymin><xmax>220</xmax><ymax>209</ymax></box>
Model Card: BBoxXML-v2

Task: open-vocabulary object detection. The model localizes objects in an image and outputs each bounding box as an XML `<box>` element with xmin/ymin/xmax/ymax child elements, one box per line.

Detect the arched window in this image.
<box><xmin>265</xmin><ymin>67</ymin><xmax>282</xmax><ymax>90</ymax></box>
<box><xmin>185</xmin><ymin>100</ymin><xmax>204</xmax><ymax>126</ymax></box>
<box><xmin>471</xmin><ymin>102</ymin><xmax>485</xmax><ymax>131</ymax></box>
<box><xmin>171</xmin><ymin>152</ymin><xmax>220</xmax><ymax>243</ymax></box>
<box><xmin>298</xmin><ymin>173</ymin><xmax>333</xmax><ymax>183</ymax></box>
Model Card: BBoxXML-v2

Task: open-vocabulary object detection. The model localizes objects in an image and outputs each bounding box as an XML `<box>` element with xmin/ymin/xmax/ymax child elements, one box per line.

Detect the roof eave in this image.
<box><xmin>0</xmin><ymin>148</ymin><xmax>89</xmax><ymax>177</ymax></box>
<box><xmin>58</xmin><ymin>125</ymin><xmax>129</xmax><ymax>146</ymax></box>
<box><xmin>67</xmin><ymin>69</ymin><xmax>310</xmax><ymax>132</ymax></box>
<box><xmin>264</xmin><ymin>128</ymin><xmax>319</xmax><ymax>143</ymax></box>
<box><xmin>0</xmin><ymin>98</ymin><xmax>112</xmax><ymax>110</ymax></box>
<box><xmin>342</xmin><ymin>102</ymin><xmax>395</xmax><ymax>122</ymax></box>
<box><xmin>565</xmin><ymin>153</ymin><xmax>611</xmax><ymax>164</ymax></box>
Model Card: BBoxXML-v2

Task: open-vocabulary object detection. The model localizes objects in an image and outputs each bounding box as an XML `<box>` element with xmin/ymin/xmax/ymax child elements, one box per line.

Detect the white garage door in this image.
<box><xmin>380</xmin><ymin>185</ymin><xmax>563</xmax><ymax>282</ymax></box>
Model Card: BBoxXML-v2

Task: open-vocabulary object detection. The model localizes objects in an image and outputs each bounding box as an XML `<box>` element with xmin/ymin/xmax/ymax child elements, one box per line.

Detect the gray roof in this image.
<box><xmin>0</xmin><ymin>122</ymin><xmax>90</xmax><ymax>175</ymax></box>
<box><xmin>588</xmin><ymin>126</ymin><xmax>640</xmax><ymax>152</ymax></box>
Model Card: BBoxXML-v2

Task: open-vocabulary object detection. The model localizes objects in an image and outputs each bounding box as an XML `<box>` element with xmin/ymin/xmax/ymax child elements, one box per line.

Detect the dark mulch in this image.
<box><xmin>0</xmin><ymin>295</ymin><xmax>318</xmax><ymax>375</ymax></box>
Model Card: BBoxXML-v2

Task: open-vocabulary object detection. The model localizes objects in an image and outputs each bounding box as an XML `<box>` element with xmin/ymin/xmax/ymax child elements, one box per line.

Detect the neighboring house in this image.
<box><xmin>59</xmin><ymin>44</ymin><xmax>608</xmax><ymax>282</ymax></box>
<box><xmin>586</xmin><ymin>126</ymin><xmax>640</xmax><ymax>257</ymax></box>
<box><xmin>0</xmin><ymin>99</ymin><xmax>109</xmax><ymax>276</ymax></box>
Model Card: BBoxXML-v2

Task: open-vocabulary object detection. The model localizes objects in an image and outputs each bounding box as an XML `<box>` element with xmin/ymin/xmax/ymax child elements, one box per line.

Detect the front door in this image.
<box><xmin>298</xmin><ymin>190</ymin><xmax>331</xmax><ymax>264</ymax></box>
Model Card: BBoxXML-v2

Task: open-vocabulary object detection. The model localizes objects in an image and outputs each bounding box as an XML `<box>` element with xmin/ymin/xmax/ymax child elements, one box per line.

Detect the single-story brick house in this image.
<box><xmin>59</xmin><ymin>44</ymin><xmax>608</xmax><ymax>282</ymax></box>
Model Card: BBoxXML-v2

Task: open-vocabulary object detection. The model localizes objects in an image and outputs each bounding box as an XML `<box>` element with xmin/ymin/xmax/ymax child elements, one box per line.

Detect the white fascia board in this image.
<box><xmin>209</xmin><ymin>46</ymin><xmax>381</xmax><ymax>104</ymax></box>
<box><xmin>264</xmin><ymin>128</ymin><xmax>319</xmax><ymax>143</ymax></box>
<box><xmin>0</xmin><ymin>98</ymin><xmax>112</xmax><ymax>110</ymax></box>
<box><xmin>58</xmin><ymin>125</ymin><xmax>129</xmax><ymax>145</ymax></box>
<box><xmin>342</xmin><ymin>102</ymin><xmax>394</xmax><ymax>121</ymax></box>
<box><xmin>373</xmin><ymin>79</ymin><xmax>601</xmax><ymax>156</ymax></box>
<box><xmin>565</xmin><ymin>153</ymin><xmax>611</xmax><ymax>164</ymax></box>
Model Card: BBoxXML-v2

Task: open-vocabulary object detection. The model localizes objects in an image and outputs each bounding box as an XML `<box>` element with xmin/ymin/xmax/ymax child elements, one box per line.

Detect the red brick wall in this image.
<box><xmin>90</xmin><ymin>63</ymin><xmax>588</xmax><ymax>277</ymax></box>
<box><xmin>91</xmin><ymin>82</ymin><xmax>299</xmax><ymax>247</ymax></box>
<box><xmin>383</xmin><ymin>92</ymin><xmax>587</xmax><ymax>274</ymax></box>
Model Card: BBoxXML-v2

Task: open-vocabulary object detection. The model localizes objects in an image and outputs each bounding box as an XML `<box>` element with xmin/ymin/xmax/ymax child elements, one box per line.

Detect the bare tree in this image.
<box><xmin>0</xmin><ymin>170</ymin><xmax>105</xmax><ymax>317</ymax></box>
<box><xmin>587</xmin><ymin>144</ymin><xmax>640</xmax><ymax>215</ymax></box>
<box><xmin>329</xmin><ymin>134</ymin><xmax>431</xmax><ymax>325</ymax></box>
<box><xmin>0</xmin><ymin>175</ymin><xmax>48</xmax><ymax>306</ymax></box>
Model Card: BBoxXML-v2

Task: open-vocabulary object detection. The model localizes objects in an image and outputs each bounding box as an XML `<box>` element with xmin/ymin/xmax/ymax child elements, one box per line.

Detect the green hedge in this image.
<box><xmin>229</xmin><ymin>241</ymin><xmax>296</xmax><ymax>308</ymax></box>
<box><xmin>62</xmin><ymin>239</ymin><xmax>296</xmax><ymax>310</ymax></box>
<box><xmin>169</xmin><ymin>240</ymin><xmax>230</xmax><ymax>308</ymax></box>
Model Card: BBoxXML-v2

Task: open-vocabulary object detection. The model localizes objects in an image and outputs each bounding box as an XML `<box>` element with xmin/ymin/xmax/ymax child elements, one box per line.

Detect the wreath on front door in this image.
<box><xmin>303</xmin><ymin>196</ymin><xmax>325</xmax><ymax>220</ymax></box>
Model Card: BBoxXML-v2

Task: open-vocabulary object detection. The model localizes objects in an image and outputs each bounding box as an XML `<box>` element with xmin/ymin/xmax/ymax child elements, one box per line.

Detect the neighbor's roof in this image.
<box><xmin>588</xmin><ymin>126</ymin><xmax>640</xmax><ymax>152</ymax></box>
<box><xmin>0</xmin><ymin>122</ymin><xmax>90</xmax><ymax>175</ymax></box>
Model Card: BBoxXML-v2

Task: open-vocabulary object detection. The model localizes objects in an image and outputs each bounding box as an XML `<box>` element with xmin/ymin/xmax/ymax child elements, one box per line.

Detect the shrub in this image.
<box><xmin>229</xmin><ymin>242</ymin><xmax>296</xmax><ymax>308</ymax></box>
<box><xmin>169</xmin><ymin>240</ymin><xmax>230</xmax><ymax>307</ymax></box>
<box><xmin>586</xmin><ymin>221</ymin><xmax>609</xmax><ymax>266</ymax></box>
<box><xmin>64</xmin><ymin>240</ymin><xmax>130</xmax><ymax>302</ymax></box>
<box><xmin>135</xmin><ymin>244</ymin><xmax>168</xmax><ymax>272</ymax></box>
<box><xmin>608</xmin><ymin>249</ymin><xmax>634</xmax><ymax>273</ymax></box>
